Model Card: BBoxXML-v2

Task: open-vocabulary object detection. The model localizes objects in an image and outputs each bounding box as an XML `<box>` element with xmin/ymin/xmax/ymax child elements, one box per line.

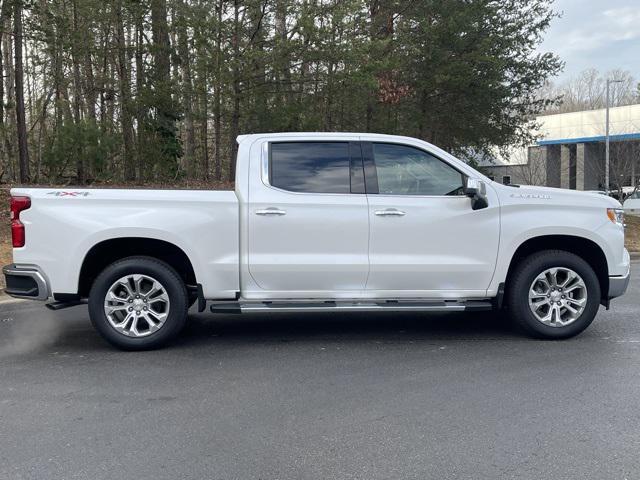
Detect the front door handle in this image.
<box><xmin>255</xmin><ymin>208</ymin><xmax>287</xmax><ymax>216</ymax></box>
<box><xmin>374</xmin><ymin>208</ymin><xmax>406</xmax><ymax>217</ymax></box>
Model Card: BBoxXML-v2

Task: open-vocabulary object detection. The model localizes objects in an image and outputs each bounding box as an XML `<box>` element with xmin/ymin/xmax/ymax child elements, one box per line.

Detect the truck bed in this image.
<box><xmin>11</xmin><ymin>188</ymin><xmax>240</xmax><ymax>299</ymax></box>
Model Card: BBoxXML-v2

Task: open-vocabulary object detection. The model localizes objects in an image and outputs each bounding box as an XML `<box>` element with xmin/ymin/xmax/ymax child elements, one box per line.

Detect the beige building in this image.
<box><xmin>482</xmin><ymin>104</ymin><xmax>640</xmax><ymax>190</ymax></box>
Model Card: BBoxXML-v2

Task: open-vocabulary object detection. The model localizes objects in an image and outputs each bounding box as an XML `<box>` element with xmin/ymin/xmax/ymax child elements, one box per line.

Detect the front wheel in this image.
<box><xmin>506</xmin><ymin>250</ymin><xmax>601</xmax><ymax>339</ymax></box>
<box><xmin>88</xmin><ymin>256</ymin><xmax>188</xmax><ymax>350</ymax></box>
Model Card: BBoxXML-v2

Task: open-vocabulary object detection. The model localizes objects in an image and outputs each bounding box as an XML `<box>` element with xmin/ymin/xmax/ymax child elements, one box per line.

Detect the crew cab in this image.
<box><xmin>3</xmin><ymin>133</ymin><xmax>631</xmax><ymax>349</ymax></box>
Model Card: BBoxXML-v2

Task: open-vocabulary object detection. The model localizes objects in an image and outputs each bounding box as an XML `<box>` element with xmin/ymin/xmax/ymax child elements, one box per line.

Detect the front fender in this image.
<box><xmin>488</xmin><ymin>202</ymin><xmax>621</xmax><ymax>294</ymax></box>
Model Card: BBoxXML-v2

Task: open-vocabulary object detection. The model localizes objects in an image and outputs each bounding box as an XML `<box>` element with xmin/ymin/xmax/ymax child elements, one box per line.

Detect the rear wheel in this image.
<box><xmin>88</xmin><ymin>256</ymin><xmax>188</xmax><ymax>350</ymax></box>
<box><xmin>506</xmin><ymin>250</ymin><xmax>601</xmax><ymax>339</ymax></box>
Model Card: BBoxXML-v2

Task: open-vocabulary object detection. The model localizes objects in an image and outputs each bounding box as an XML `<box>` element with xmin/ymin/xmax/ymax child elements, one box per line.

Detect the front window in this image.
<box><xmin>372</xmin><ymin>143</ymin><xmax>464</xmax><ymax>196</ymax></box>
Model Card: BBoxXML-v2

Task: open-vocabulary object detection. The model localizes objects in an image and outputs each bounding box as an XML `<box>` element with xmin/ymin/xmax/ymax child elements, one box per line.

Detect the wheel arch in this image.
<box><xmin>504</xmin><ymin>235</ymin><xmax>609</xmax><ymax>302</ymax></box>
<box><xmin>78</xmin><ymin>237</ymin><xmax>197</xmax><ymax>298</ymax></box>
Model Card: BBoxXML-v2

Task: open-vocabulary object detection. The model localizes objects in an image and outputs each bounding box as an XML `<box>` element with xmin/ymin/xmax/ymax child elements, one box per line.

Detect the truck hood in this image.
<box><xmin>495</xmin><ymin>184</ymin><xmax>622</xmax><ymax>208</ymax></box>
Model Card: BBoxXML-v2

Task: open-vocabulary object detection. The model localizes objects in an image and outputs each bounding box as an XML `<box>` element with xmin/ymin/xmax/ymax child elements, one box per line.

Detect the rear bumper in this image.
<box><xmin>3</xmin><ymin>264</ymin><xmax>50</xmax><ymax>300</ymax></box>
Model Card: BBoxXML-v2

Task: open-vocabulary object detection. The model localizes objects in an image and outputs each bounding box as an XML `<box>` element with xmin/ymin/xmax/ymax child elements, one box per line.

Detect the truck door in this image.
<box><xmin>246</xmin><ymin>138</ymin><xmax>369</xmax><ymax>297</ymax></box>
<box><xmin>364</xmin><ymin>141</ymin><xmax>500</xmax><ymax>297</ymax></box>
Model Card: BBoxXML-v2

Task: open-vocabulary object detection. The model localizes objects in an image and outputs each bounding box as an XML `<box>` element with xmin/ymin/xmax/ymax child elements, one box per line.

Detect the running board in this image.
<box><xmin>45</xmin><ymin>299</ymin><xmax>87</xmax><ymax>311</ymax></box>
<box><xmin>210</xmin><ymin>300</ymin><xmax>493</xmax><ymax>314</ymax></box>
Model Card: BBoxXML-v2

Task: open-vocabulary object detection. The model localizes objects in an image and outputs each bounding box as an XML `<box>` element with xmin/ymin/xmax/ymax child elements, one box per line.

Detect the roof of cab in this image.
<box><xmin>236</xmin><ymin>132</ymin><xmax>421</xmax><ymax>143</ymax></box>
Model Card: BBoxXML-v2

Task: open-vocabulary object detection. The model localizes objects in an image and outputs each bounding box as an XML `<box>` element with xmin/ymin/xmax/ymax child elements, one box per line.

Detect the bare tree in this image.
<box><xmin>609</xmin><ymin>140</ymin><xmax>640</xmax><ymax>201</ymax></box>
<box><xmin>582</xmin><ymin>120</ymin><xmax>640</xmax><ymax>200</ymax></box>
<box><xmin>14</xmin><ymin>0</ymin><xmax>29</xmax><ymax>183</ymax></box>
<box><xmin>544</xmin><ymin>69</ymin><xmax>637</xmax><ymax>115</ymax></box>
<box><xmin>513</xmin><ymin>147</ymin><xmax>547</xmax><ymax>186</ymax></box>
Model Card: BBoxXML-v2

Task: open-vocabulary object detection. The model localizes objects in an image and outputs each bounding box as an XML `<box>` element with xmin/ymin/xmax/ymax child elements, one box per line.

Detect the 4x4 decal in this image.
<box><xmin>46</xmin><ymin>191</ymin><xmax>90</xmax><ymax>197</ymax></box>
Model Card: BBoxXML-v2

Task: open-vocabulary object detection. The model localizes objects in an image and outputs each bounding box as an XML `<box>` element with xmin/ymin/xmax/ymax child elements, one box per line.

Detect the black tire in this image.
<box><xmin>88</xmin><ymin>256</ymin><xmax>188</xmax><ymax>350</ymax></box>
<box><xmin>506</xmin><ymin>250</ymin><xmax>601</xmax><ymax>339</ymax></box>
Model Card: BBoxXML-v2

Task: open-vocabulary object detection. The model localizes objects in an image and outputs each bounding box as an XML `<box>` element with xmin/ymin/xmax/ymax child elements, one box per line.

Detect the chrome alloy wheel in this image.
<box><xmin>528</xmin><ymin>267</ymin><xmax>587</xmax><ymax>327</ymax></box>
<box><xmin>103</xmin><ymin>274</ymin><xmax>170</xmax><ymax>337</ymax></box>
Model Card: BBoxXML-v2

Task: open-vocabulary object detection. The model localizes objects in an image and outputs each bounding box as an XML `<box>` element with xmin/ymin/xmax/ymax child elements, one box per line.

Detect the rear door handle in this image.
<box><xmin>374</xmin><ymin>209</ymin><xmax>406</xmax><ymax>217</ymax></box>
<box><xmin>255</xmin><ymin>208</ymin><xmax>287</xmax><ymax>216</ymax></box>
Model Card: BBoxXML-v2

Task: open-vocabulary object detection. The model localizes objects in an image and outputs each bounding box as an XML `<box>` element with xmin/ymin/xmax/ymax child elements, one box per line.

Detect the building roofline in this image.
<box><xmin>538</xmin><ymin>132</ymin><xmax>640</xmax><ymax>145</ymax></box>
<box><xmin>537</xmin><ymin>103</ymin><xmax>640</xmax><ymax>121</ymax></box>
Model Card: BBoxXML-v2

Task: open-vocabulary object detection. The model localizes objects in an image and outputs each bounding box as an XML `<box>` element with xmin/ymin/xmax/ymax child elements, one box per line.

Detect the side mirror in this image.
<box><xmin>464</xmin><ymin>177</ymin><xmax>489</xmax><ymax>211</ymax></box>
<box><xmin>464</xmin><ymin>177</ymin><xmax>481</xmax><ymax>196</ymax></box>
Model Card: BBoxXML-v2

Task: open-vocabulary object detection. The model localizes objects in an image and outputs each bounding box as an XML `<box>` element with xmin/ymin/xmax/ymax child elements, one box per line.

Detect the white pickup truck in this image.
<box><xmin>4</xmin><ymin>133</ymin><xmax>631</xmax><ymax>349</ymax></box>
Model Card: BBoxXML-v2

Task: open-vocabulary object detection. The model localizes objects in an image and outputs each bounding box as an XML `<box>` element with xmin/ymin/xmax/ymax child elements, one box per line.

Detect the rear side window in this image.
<box><xmin>270</xmin><ymin>142</ymin><xmax>351</xmax><ymax>193</ymax></box>
<box><xmin>372</xmin><ymin>143</ymin><xmax>464</xmax><ymax>196</ymax></box>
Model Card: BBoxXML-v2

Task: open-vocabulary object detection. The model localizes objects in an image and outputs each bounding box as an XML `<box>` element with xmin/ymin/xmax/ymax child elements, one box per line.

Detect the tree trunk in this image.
<box><xmin>3</xmin><ymin>15</ymin><xmax>15</xmax><ymax>181</ymax></box>
<box><xmin>14</xmin><ymin>0</ymin><xmax>29</xmax><ymax>183</ymax></box>
<box><xmin>99</xmin><ymin>24</ymin><xmax>108</xmax><ymax>128</ymax></box>
<box><xmin>72</xmin><ymin>0</ymin><xmax>85</xmax><ymax>183</ymax></box>
<box><xmin>229</xmin><ymin>0</ymin><xmax>240</xmax><ymax>182</ymax></box>
<box><xmin>151</xmin><ymin>0</ymin><xmax>171</xmax><ymax>88</ymax></box>
<box><xmin>177</xmin><ymin>0</ymin><xmax>195</xmax><ymax>179</ymax></box>
<box><xmin>83</xmin><ymin>28</ymin><xmax>97</xmax><ymax>180</ymax></box>
<box><xmin>116</xmin><ymin>0</ymin><xmax>135</xmax><ymax>181</ymax></box>
<box><xmin>275</xmin><ymin>0</ymin><xmax>292</xmax><ymax>126</ymax></box>
<box><xmin>200</xmin><ymin>91</ymin><xmax>209</xmax><ymax>180</ymax></box>
<box><xmin>213</xmin><ymin>0</ymin><xmax>223</xmax><ymax>181</ymax></box>
<box><xmin>151</xmin><ymin>0</ymin><xmax>177</xmax><ymax>173</ymax></box>
<box><xmin>135</xmin><ymin>6</ymin><xmax>145</xmax><ymax>181</ymax></box>
<box><xmin>81</xmin><ymin>2</ymin><xmax>97</xmax><ymax>124</ymax></box>
<box><xmin>366</xmin><ymin>0</ymin><xmax>395</xmax><ymax>133</ymax></box>
<box><xmin>196</xmin><ymin>43</ymin><xmax>209</xmax><ymax>181</ymax></box>
<box><xmin>0</xmin><ymin>0</ymin><xmax>12</xmax><ymax>180</ymax></box>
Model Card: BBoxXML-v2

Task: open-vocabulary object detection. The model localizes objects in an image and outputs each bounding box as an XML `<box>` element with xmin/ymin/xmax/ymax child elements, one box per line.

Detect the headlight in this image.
<box><xmin>607</xmin><ymin>208</ymin><xmax>624</xmax><ymax>226</ymax></box>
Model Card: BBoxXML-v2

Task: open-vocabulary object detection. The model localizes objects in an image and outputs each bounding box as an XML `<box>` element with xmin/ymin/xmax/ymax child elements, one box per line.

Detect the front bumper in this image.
<box><xmin>608</xmin><ymin>271</ymin><xmax>630</xmax><ymax>300</ymax></box>
<box><xmin>605</xmin><ymin>247</ymin><xmax>631</xmax><ymax>301</ymax></box>
<box><xmin>3</xmin><ymin>264</ymin><xmax>50</xmax><ymax>300</ymax></box>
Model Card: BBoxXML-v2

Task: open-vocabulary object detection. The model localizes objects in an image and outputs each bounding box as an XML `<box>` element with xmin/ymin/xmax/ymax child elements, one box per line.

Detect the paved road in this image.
<box><xmin>1</xmin><ymin>266</ymin><xmax>639</xmax><ymax>480</ymax></box>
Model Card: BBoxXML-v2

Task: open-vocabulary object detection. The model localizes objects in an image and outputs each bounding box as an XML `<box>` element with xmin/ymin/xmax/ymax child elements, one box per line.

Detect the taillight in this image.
<box><xmin>10</xmin><ymin>196</ymin><xmax>30</xmax><ymax>247</ymax></box>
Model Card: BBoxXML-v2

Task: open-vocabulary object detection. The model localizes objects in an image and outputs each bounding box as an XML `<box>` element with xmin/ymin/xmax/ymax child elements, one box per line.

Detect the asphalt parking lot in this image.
<box><xmin>1</xmin><ymin>264</ymin><xmax>639</xmax><ymax>480</ymax></box>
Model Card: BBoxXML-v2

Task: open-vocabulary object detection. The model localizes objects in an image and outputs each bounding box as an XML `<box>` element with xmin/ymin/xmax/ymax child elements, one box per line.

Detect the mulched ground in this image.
<box><xmin>625</xmin><ymin>215</ymin><xmax>640</xmax><ymax>253</ymax></box>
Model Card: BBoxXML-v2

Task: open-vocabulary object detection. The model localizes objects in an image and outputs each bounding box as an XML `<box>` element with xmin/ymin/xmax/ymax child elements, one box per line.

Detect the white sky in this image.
<box><xmin>540</xmin><ymin>0</ymin><xmax>640</xmax><ymax>82</ymax></box>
